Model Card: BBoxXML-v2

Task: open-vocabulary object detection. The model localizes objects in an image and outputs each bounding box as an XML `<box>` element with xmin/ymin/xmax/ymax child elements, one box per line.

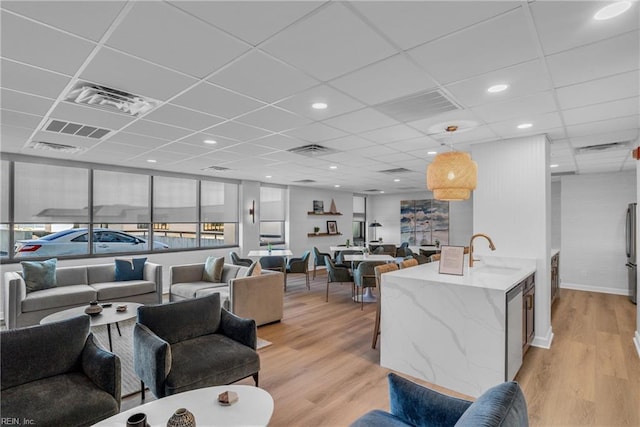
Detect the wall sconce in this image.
<box><xmin>249</xmin><ymin>200</ymin><xmax>255</xmax><ymax>224</ymax></box>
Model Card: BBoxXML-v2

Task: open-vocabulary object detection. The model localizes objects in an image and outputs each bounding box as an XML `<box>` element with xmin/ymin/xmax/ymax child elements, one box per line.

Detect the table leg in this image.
<box><xmin>107</xmin><ymin>323</ymin><xmax>113</xmax><ymax>352</ymax></box>
<box><xmin>115</xmin><ymin>322</ymin><xmax>122</xmax><ymax>337</ymax></box>
<box><xmin>353</xmin><ymin>287</ymin><xmax>377</xmax><ymax>303</ymax></box>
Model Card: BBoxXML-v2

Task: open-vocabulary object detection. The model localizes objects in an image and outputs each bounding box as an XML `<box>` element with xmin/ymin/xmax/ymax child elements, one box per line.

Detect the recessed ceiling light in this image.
<box><xmin>428</xmin><ymin>151</ymin><xmax>437</xmax><ymax>155</ymax></box>
<box><xmin>394</xmin><ymin>179</ymin><xmax>400</xmax><ymax>182</ymax></box>
<box><xmin>334</xmin><ymin>184</ymin><xmax>340</xmax><ymax>188</ymax></box>
<box><xmin>594</xmin><ymin>1</ymin><xmax>631</xmax><ymax>20</ymax></box>
<box><xmin>380</xmin><ymin>191</ymin><xmax>385</xmax><ymax>194</ymax></box>
<box><xmin>487</xmin><ymin>84</ymin><xmax>509</xmax><ymax>93</ymax></box>
<box><xmin>329</xmin><ymin>165</ymin><xmax>338</xmax><ymax>169</ymax></box>
<box><xmin>147</xmin><ymin>159</ymin><xmax>157</xmax><ymax>163</ymax></box>
<box><xmin>312</xmin><ymin>102</ymin><xmax>328</xmax><ymax>110</ymax></box>
<box><xmin>265</xmin><ymin>175</ymin><xmax>272</xmax><ymax>178</ymax></box>
<box><xmin>517</xmin><ymin>123</ymin><xmax>533</xmax><ymax>129</ymax></box>
<box><xmin>550</xmin><ymin>164</ymin><xmax>559</xmax><ymax>168</ymax></box>
<box><xmin>204</xmin><ymin>139</ymin><xmax>217</xmax><ymax>144</ymax></box>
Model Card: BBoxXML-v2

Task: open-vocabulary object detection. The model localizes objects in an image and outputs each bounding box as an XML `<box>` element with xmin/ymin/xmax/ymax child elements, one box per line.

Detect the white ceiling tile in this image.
<box><xmin>178</xmin><ymin>133</ymin><xmax>239</xmax><ymax>150</ymax></box>
<box><xmin>206</xmin><ymin>121</ymin><xmax>271</xmax><ymax>142</ymax></box>
<box><xmin>323</xmin><ymin>108</ymin><xmax>398</xmax><ymax>134</ymax></box>
<box><xmin>220</xmin><ymin>143</ymin><xmax>278</xmax><ymax>156</ymax></box>
<box><xmin>90</xmin><ymin>141</ymin><xmax>150</xmax><ymax>156</ymax></box>
<box><xmin>124</xmin><ymin>119</ymin><xmax>192</xmax><ymax>141</ymax></box>
<box><xmin>208</xmin><ymin>50</ymin><xmax>318</xmax><ymax>103</ymax></box>
<box><xmin>471</xmin><ymin>92</ymin><xmax>557</xmax><ymax>124</ymax></box>
<box><xmin>360</xmin><ymin>124</ymin><xmax>424</xmax><ymax>144</ymax></box>
<box><xmin>489</xmin><ymin>112</ymin><xmax>564</xmax><ymax>139</ymax></box>
<box><xmin>2</xmin><ymin>1</ymin><xmax>127</xmax><ymax>41</ymax></box>
<box><xmin>362</xmin><ymin>144</ymin><xmax>401</xmax><ymax>158</ymax></box>
<box><xmin>330</xmin><ymin>54</ymin><xmax>437</xmax><ymax>105</ymax></box>
<box><xmin>260</xmin><ymin>150</ymin><xmax>310</xmax><ymax>163</ymax></box>
<box><xmin>251</xmin><ymin>134</ymin><xmax>305</xmax><ymax>151</ymax></box>
<box><xmin>49</xmin><ymin>101</ymin><xmax>135</xmax><ymax>130</ymax></box>
<box><xmin>261</xmin><ymin>2</ymin><xmax>397</xmax><ymax>81</ymax></box>
<box><xmin>320</xmin><ymin>135</ymin><xmax>378</xmax><ymax>151</ymax></box>
<box><xmin>1</xmin><ymin>11</ymin><xmax>96</xmax><ymax>75</ymax></box>
<box><xmin>1</xmin><ymin>89</ymin><xmax>54</xmax><ymax>116</ymax></box>
<box><xmin>81</xmin><ymin>48</ymin><xmax>198</xmax><ymax>101</ymax></box>
<box><xmin>566</xmin><ymin>115</ymin><xmax>639</xmax><ymax>138</ymax></box>
<box><xmin>570</xmin><ymin>129</ymin><xmax>640</xmax><ymax>148</ymax></box>
<box><xmin>555</xmin><ymin>70</ymin><xmax>639</xmax><ymax>110</ymax></box>
<box><xmin>1</xmin><ymin>124</ymin><xmax>34</xmax><ymax>150</ymax></box>
<box><xmin>407</xmin><ymin>109</ymin><xmax>483</xmax><ymax>135</ymax></box>
<box><xmin>172</xmin><ymin>82</ymin><xmax>264</xmax><ymax>119</ymax></box>
<box><xmin>546</xmin><ymin>31</ymin><xmax>640</xmax><ymax>87</ymax></box>
<box><xmin>1</xmin><ymin>109</ymin><xmax>43</xmax><ymax>130</ymax></box>
<box><xmin>530</xmin><ymin>1</ymin><xmax>640</xmax><ymax>55</ymax></box>
<box><xmin>447</xmin><ymin>125</ymin><xmax>498</xmax><ymax>145</ymax></box>
<box><xmin>275</xmin><ymin>84</ymin><xmax>365</xmax><ymax>120</ymax></box>
<box><xmin>106</xmin><ymin>132</ymin><xmax>168</xmax><ymax>149</ymax></box>
<box><xmin>139</xmin><ymin>149</ymin><xmax>194</xmax><ymax>162</ymax></box>
<box><xmin>408</xmin><ymin>8</ymin><xmax>538</xmax><ymax>84</ymax></box>
<box><xmin>445</xmin><ymin>60</ymin><xmax>551</xmax><ymax>108</ymax></box>
<box><xmin>1</xmin><ymin>59</ymin><xmax>71</xmax><ymax>99</ymax></box>
<box><xmin>284</xmin><ymin>123</ymin><xmax>348</xmax><ymax>143</ymax></box>
<box><xmin>201</xmin><ymin>150</ymin><xmax>247</xmax><ymax>163</ymax></box>
<box><xmin>352</xmin><ymin>1</ymin><xmax>520</xmax><ymax>50</ymax></box>
<box><xmin>236</xmin><ymin>106</ymin><xmax>311</xmax><ymax>132</ymax></box>
<box><xmin>106</xmin><ymin>2</ymin><xmax>249</xmax><ymax>79</ymax></box>
<box><xmin>144</xmin><ymin>104</ymin><xmax>224</xmax><ymax>131</ymax></box>
<box><xmin>563</xmin><ymin>97</ymin><xmax>639</xmax><ymax>126</ymax></box>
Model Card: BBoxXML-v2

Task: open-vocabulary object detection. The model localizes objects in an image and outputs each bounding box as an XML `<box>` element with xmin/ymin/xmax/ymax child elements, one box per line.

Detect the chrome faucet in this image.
<box><xmin>469</xmin><ymin>233</ymin><xmax>496</xmax><ymax>267</ymax></box>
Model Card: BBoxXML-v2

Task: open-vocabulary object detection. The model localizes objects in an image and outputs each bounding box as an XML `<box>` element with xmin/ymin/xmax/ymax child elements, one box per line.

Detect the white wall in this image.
<box><xmin>635</xmin><ymin>163</ymin><xmax>640</xmax><ymax>357</ymax></box>
<box><xmin>551</xmin><ymin>180</ymin><xmax>561</xmax><ymax>250</ymax></box>
<box><xmin>560</xmin><ymin>171</ymin><xmax>635</xmax><ymax>295</ymax></box>
<box><xmin>366</xmin><ymin>191</ymin><xmax>473</xmax><ymax>246</ymax></box>
<box><xmin>473</xmin><ymin>134</ymin><xmax>552</xmax><ymax>348</ymax></box>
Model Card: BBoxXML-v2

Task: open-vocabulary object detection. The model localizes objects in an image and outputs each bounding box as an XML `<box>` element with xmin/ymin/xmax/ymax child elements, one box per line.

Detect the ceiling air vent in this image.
<box><xmin>287</xmin><ymin>144</ymin><xmax>336</xmax><ymax>157</ymax></box>
<box><xmin>293</xmin><ymin>179</ymin><xmax>316</xmax><ymax>183</ymax></box>
<box><xmin>551</xmin><ymin>171</ymin><xmax>576</xmax><ymax>177</ymax></box>
<box><xmin>379</xmin><ymin>167</ymin><xmax>411</xmax><ymax>174</ymax></box>
<box><xmin>574</xmin><ymin>141</ymin><xmax>630</xmax><ymax>154</ymax></box>
<box><xmin>28</xmin><ymin>141</ymin><xmax>83</xmax><ymax>154</ymax></box>
<box><xmin>201</xmin><ymin>165</ymin><xmax>231</xmax><ymax>172</ymax></box>
<box><xmin>374</xmin><ymin>89</ymin><xmax>461</xmax><ymax>123</ymax></box>
<box><xmin>65</xmin><ymin>81</ymin><xmax>161</xmax><ymax>116</ymax></box>
<box><xmin>43</xmin><ymin>119</ymin><xmax>111</xmax><ymax>139</ymax></box>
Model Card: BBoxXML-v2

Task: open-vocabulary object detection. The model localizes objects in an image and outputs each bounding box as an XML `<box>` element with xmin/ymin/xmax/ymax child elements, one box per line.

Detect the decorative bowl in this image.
<box><xmin>167</xmin><ymin>408</ymin><xmax>195</xmax><ymax>427</ymax></box>
<box><xmin>84</xmin><ymin>301</ymin><xmax>103</xmax><ymax>316</ymax></box>
<box><xmin>116</xmin><ymin>305</ymin><xmax>128</xmax><ymax>312</ymax></box>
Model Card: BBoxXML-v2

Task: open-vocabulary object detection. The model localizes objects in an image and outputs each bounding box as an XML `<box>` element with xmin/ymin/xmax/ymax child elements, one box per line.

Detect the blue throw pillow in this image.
<box><xmin>21</xmin><ymin>258</ymin><xmax>57</xmax><ymax>293</ymax></box>
<box><xmin>115</xmin><ymin>257</ymin><xmax>147</xmax><ymax>281</ymax></box>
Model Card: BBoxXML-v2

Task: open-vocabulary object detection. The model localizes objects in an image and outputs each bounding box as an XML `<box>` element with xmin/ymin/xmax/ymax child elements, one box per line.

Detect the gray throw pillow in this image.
<box><xmin>244</xmin><ymin>261</ymin><xmax>258</xmax><ymax>277</ymax></box>
<box><xmin>21</xmin><ymin>258</ymin><xmax>57</xmax><ymax>293</ymax></box>
<box><xmin>202</xmin><ymin>256</ymin><xmax>224</xmax><ymax>282</ymax></box>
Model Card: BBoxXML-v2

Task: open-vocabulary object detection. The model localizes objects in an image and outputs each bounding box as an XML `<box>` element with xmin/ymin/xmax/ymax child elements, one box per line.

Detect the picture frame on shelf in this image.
<box><xmin>326</xmin><ymin>220</ymin><xmax>338</xmax><ymax>235</ymax></box>
<box><xmin>313</xmin><ymin>200</ymin><xmax>324</xmax><ymax>214</ymax></box>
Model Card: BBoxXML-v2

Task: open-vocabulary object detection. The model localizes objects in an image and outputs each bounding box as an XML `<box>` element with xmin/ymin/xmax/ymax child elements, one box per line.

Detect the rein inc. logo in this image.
<box><xmin>1</xmin><ymin>419</ymin><xmax>35</xmax><ymax>425</ymax></box>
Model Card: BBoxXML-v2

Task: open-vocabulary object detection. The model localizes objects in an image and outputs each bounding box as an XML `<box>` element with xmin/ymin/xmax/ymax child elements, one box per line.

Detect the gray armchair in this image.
<box><xmin>353</xmin><ymin>261</ymin><xmax>386</xmax><ymax>310</ymax></box>
<box><xmin>287</xmin><ymin>250</ymin><xmax>311</xmax><ymax>290</ymax></box>
<box><xmin>1</xmin><ymin>315</ymin><xmax>121</xmax><ymax>426</ymax></box>
<box><xmin>230</xmin><ymin>251</ymin><xmax>253</xmax><ymax>267</ymax></box>
<box><xmin>133</xmin><ymin>293</ymin><xmax>259</xmax><ymax>399</ymax></box>
<box><xmin>259</xmin><ymin>255</ymin><xmax>287</xmax><ymax>290</ymax></box>
<box><xmin>324</xmin><ymin>255</ymin><xmax>354</xmax><ymax>302</ymax></box>
<box><xmin>312</xmin><ymin>246</ymin><xmax>331</xmax><ymax>279</ymax></box>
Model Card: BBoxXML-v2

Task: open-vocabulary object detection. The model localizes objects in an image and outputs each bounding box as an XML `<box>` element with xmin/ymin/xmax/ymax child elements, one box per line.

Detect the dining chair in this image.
<box><xmin>372</xmin><ymin>263</ymin><xmax>399</xmax><ymax>349</ymax></box>
<box><xmin>353</xmin><ymin>261</ymin><xmax>386</xmax><ymax>310</ymax></box>
<box><xmin>324</xmin><ymin>256</ymin><xmax>353</xmax><ymax>302</ymax></box>
<box><xmin>335</xmin><ymin>249</ymin><xmax>363</xmax><ymax>268</ymax></box>
<box><xmin>399</xmin><ymin>258</ymin><xmax>418</xmax><ymax>269</ymax></box>
<box><xmin>230</xmin><ymin>251</ymin><xmax>252</xmax><ymax>267</ymax></box>
<box><xmin>312</xmin><ymin>247</ymin><xmax>331</xmax><ymax>279</ymax></box>
<box><xmin>259</xmin><ymin>256</ymin><xmax>287</xmax><ymax>290</ymax></box>
<box><xmin>286</xmin><ymin>251</ymin><xmax>311</xmax><ymax>290</ymax></box>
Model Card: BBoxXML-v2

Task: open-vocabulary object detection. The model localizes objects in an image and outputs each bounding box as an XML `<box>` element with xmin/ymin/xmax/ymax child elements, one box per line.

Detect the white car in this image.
<box><xmin>14</xmin><ymin>228</ymin><xmax>169</xmax><ymax>257</ymax></box>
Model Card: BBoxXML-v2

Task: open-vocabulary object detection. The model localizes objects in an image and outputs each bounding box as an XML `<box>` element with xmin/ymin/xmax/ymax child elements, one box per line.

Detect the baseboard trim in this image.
<box><xmin>561</xmin><ymin>282</ymin><xmax>630</xmax><ymax>296</ymax></box>
<box><xmin>634</xmin><ymin>331</ymin><xmax>640</xmax><ymax>359</ymax></box>
<box><xmin>531</xmin><ymin>326</ymin><xmax>554</xmax><ymax>349</ymax></box>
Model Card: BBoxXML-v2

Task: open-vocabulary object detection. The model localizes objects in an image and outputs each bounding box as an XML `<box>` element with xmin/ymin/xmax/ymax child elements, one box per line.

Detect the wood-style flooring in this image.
<box><xmin>123</xmin><ymin>271</ymin><xmax>640</xmax><ymax>426</ymax></box>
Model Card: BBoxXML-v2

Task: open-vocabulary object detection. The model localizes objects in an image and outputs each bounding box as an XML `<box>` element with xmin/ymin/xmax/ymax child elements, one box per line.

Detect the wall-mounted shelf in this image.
<box><xmin>307</xmin><ymin>212</ymin><xmax>342</xmax><ymax>216</ymax></box>
<box><xmin>307</xmin><ymin>232</ymin><xmax>343</xmax><ymax>237</ymax></box>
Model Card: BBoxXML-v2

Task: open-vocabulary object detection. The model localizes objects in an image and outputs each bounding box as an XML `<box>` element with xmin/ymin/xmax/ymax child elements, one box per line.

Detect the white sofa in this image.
<box><xmin>169</xmin><ymin>263</ymin><xmax>284</xmax><ymax>327</ymax></box>
<box><xmin>3</xmin><ymin>262</ymin><xmax>162</xmax><ymax>329</ymax></box>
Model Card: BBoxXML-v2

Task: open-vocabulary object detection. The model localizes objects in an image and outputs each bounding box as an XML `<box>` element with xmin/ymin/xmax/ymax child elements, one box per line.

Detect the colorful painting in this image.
<box><xmin>400</xmin><ymin>199</ymin><xmax>449</xmax><ymax>246</ymax></box>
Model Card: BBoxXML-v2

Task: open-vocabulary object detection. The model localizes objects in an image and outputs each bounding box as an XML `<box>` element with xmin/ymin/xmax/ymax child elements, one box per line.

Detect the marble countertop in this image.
<box><xmin>384</xmin><ymin>255</ymin><xmax>536</xmax><ymax>292</ymax></box>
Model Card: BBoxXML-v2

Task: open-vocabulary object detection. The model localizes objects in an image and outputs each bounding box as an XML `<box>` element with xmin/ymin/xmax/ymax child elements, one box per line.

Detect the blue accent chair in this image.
<box><xmin>351</xmin><ymin>373</ymin><xmax>529</xmax><ymax>427</ymax></box>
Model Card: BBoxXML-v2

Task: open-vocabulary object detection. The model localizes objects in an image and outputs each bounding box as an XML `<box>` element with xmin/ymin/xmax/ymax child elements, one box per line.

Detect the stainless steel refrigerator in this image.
<box><xmin>625</xmin><ymin>203</ymin><xmax>637</xmax><ymax>304</ymax></box>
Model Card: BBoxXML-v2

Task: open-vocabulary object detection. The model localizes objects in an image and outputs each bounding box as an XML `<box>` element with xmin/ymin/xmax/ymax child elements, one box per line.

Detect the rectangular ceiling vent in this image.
<box><xmin>28</xmin><ymin>141</ymin><xmax>83</xmax><ymax>154</ymax></box>
<box><xmin>288</xmin><ymin>144</ymin><xmax>337</xmax><ymax>157</ymax></box>
<box><xmin>374</xmin><ymin>89</ymin><xmax>461</xmax><ymax>123</ymax></box>
<box><xmin>65</xmin><ymin>81</ymin><xmax>161</xmax><ymax>116</ymax></box>
<box><xmin>364</xmin><ymin>189</ymin><xmax>382</xmax><ymax>192</ymax></box>
<box><xmin>43</xmin><ymin>119</ymin><xmax>111</xmax><ymax>139</ymax></box>
<box><xmin>575</xmin><ymin>141</ymin><xmax>630</xmax><ymax>154</ymax></box>
<box><xmin>551</xmin><ymin>171</ymin><xmax>576</xmax><ymax>177</ymax></box>
<box><xmin>201</xmin><ymin>165</ymin><xmax>231</xmax><ymax>171</ymax></box>
<box><xmin>293</xmin><ymin>179</ymin><xmax>316</xmax><ymax>183</ymax></box>
<box><xmin>379</xmin><ymin>167</ymin><xmax>411</xmax><ymax>174</ymax></box>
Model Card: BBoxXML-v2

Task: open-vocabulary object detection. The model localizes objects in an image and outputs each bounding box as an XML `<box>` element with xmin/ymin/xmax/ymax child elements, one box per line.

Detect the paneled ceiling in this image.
<box><xmin>1</xmin><ymin>1</ymin><xmax>638</xmax><ymax>193</ymax></box>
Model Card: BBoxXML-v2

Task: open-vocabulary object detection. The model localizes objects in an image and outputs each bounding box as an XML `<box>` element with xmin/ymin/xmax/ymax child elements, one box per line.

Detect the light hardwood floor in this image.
<box><xmin>124</xmin><ymin>271</ymin><xmax>640</xmax><ymax>426</ymax></box>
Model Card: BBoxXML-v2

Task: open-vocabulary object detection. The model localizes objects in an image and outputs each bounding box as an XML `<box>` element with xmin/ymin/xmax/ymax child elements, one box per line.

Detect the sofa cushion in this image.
<box><xmin>87</xmin><ymin>264</ymin><xmax>115</xmax><ymax>284</ymax></box>
<box><xmin>454</xmin><ymin>382</ymin><xmax>528</xmax><ymax>427</ymax></box>
<box><xmin>21</xmin><ymin>258</ymin><xmax>57</xmax><ymax>293</ymax></box>
<box><xmin>221</xmin><ymin>264</ymin><xmax>243</xmax><ymax>283</ymax></box>
<box><xmin>91</xmin><ymin>280</ymin><xmax>156</xmax><ymax>300</ymax></box>
<box><xmin>115</xmin><ymin>257</ymin><xmax>147</xmax><ymax>281</ymax></box>
<box><xmin>194</xmin><ymin>287</ymin><xmax>230</xmax><ymax>310</ymax></box>
<box><xmin>21</xmin><ymin>285</ymin><xmax>97</xmax><ymax>313</ymax></box>
<box><xmin>202</xmin><ymin>256</ymin><xmax>224</xmax><ymax>283</ymax></box>
<box><xmin>55</xmin><ymin>266</ymin><xmax>89</xmax><ymax>287</ymax></box>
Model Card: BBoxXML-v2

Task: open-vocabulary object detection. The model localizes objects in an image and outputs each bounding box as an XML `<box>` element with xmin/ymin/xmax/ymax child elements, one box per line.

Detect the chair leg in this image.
<box><xmin>253</xmin><ymin>372</ymin><xmax>259</xmax><ymax>387</ymax></box>
<box><xmin>140</xmin><ymin>381</ymin><xmax>145</xmax><ymax>401</ymax></box>
<box><xmin>326</xmin><ymin>277</ymin><xmax>330</xmax><ymax>302</ymax></box>
<box><xmin>372</xmin><ymin>303</ymin><xmax>381</xmax><ymax>349</ymax></box>
<box><xmin>361</xmin><ymin>287</ymin><xmax>364</xmax><ymax>310</ymax></box>
<box><xmin>313</xmin><ymin>263</ymin><xmax>317</xmax><ymax>279</ymax></box>
<box><xmin>305</xmin><ymin>271</ymin><xmax>310</xmax><ymax>290</ymax></box>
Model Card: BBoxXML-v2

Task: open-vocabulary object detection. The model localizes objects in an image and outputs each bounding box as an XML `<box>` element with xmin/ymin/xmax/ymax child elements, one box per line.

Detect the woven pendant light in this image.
<box><xmin>426</xmin><ymin>126</ymin><xmax>477</xmax><ymax>201</ymax></box>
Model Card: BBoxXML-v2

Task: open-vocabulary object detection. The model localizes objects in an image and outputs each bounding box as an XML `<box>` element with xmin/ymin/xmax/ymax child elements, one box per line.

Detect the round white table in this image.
<box><xmin>40</xmin><ymin>302</ymin><xmax>141</xmax><ymax>352</ymax></box>
<box><xmin>92</xmin><ymin>385</ymin><xmax>274</xmax><ymax>426</ymax></box>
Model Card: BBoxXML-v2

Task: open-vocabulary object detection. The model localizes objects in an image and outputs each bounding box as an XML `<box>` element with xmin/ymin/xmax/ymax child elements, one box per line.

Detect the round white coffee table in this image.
<box><xmin>92</xmin><ymin>385</ymin><xmax>274</xmax><ymax>426</ymax></box>
<box><xmin>40</xmin><ymin>302</ymin><xmax>141</xmax><ymax>351</ymax></box>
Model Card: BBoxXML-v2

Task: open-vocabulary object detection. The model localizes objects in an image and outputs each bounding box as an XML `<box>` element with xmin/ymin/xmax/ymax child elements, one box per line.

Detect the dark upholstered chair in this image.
<box><xmin>396</xmin><ymin>242</ymin><xmax>410</xmax><ymax>257</ymax></box>
<box><xmin>351</xmin><ymin>373</ymin><xmax>529</xmax><ymax>427</ymax></box>
<box><xmin>353</xmin><ymin>260</ymin><xmax>386</xmax><ymax>310</ymax></box>
<box><xmin>324</xmin><ymin>255</ymin><xmax>353</xmax><ymax>302</ymax></box>
<box><xmin>133</xmin><ymin>293</ymin><xmax>259</xmax><ymax>399</ymax></box>
<box><xmin>411</xmin><ymin>253</ymin><xmax>431</xmax><ymax>264</ymax></box>
<box><xmin>312</xmin><ymin>246</ymin><xmax>331</xmax><ymax>279</ymax></box>
<box><xmin>1</xmin><ymin>315</ymin><xmax>121</xmax><ymax>426</ymax></box>
<box><xmin>372</xmin><ymin>263</ymin><xmax>399</xmax><ymax>349</ymax></box>
<box><xmin>230</xmin><ymin>251</ymin><xmax>252</xmax><ymax>267</ymax></box>
<box><xmin>259</xmin><ymin>255</ymin><xmax>287</xmax><ymax>290</ymax></box>
<box><xmin>287</xmin><ymin>250</ymin><xmax>311</xmax><ymax>290</ymax></box>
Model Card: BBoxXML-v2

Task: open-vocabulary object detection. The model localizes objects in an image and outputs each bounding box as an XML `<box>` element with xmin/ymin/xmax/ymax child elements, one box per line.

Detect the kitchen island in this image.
<box><xmin>380</xmin><ymin>255</ymin><xmax>536</xmax><ymax>397</ymax></box>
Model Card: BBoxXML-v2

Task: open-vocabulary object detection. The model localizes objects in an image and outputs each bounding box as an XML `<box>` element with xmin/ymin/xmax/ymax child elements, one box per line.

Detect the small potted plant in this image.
<box><xmin>346</xmin><ymin>239</ymin><xmax>350</xmax><ymax>247</ymax></box>
<box><xmin>435</xmin><ymin>239</ymin><xmax>440</xmax><ymax>248</ymax></box>
<box><xmin>378</xmin><ymin>237</ymin><xmax>383</xmax><ymax>243</ymax></box>
<box><xmin>314</xmin><ymin>226</ymin><xmax>320</xmax><ymax>235</ymax></box>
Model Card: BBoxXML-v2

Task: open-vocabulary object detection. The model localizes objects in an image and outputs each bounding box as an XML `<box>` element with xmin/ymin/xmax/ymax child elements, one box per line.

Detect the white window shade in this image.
<box><xmin>14</xmin><ymin>162</ymin><xmax>89</xmax><ymax>222</ymax></box>
<box><xmin>260</xmin><ymin>186</ymin><xmax>286</xmax><ymax>221</ymax></box>
<box><xmin>1</xmin><ymin>161</ymin><xmax>9</xmax><ymax>222</ymax></box>
<box><xmin>353</xmin><ymin>195</ymin><xmax>365</xmax><ymax>214</ymax></box>
<box><xmin>93</xmin><ymin>170</ymin><xmax>150</xmax><ymax>222</ymax></box>
<box><xmin>201</xmin><ymin>182</ymin><xmax>238</xmax><ymax>222</ymax></box>
<box><xmin>153</xmin><ymin>176</ymin><xmax>197</xmax><ymax>222</ymax></box>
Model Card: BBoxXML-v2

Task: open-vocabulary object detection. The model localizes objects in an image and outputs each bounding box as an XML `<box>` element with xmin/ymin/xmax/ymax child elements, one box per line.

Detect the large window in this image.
<box><xmin>260</xmin><ymin>186</ymin><xmax>286</xmax><ymax>245</ymax></box>
<box><xmin>201</xmin><ymin>181</ymin><xmax>238</xmax><ymax>247</ymax></box>
<box><xmin>153</xmin><ymin>176</ymin><xmax>198</xmax><ymax>249</ymax></box>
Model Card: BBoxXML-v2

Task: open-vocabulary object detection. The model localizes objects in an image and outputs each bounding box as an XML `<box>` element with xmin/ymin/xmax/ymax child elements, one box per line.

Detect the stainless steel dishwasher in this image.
<box><xmin>505</xmin><ymin>282</ymin><xmax>523</xmax><ymax>381</ymax></box>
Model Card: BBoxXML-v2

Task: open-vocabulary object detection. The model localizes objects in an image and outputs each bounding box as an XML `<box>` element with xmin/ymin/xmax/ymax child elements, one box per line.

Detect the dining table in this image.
<box><xmin>329</xmin><ymin>245</ymin><xmax>366</xmax><ymax>257</ymax></box>
<box><xmin>247</xmin><ymin>249</ymin><xmax>294</xmax><ymax>257</ymax></box>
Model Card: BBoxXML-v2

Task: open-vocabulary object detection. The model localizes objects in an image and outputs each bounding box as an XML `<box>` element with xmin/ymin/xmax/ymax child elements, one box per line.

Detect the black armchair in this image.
<box><xmin>324</xmin><ymin>255</ymin><xmax>354</xmax><ymax>302</ymax></box>
<box><xmin>230</xmin><ymin>251</ymin><xmax>253</xmax><ymax>267</ymax></box>
<box><xmin>312</xmin><ymin>246</ymin><xmax>331</xmax><ymax>279</ymax></box>
<box><xmin>1</xmin><ymin>315</ymin><xmax>121</xmax><ymax>426</ymax></box>
<box><xmin>133</xmin><ymin>293</ymin><xmax>259</xmax><ymax>399</ymax></box>
<box><xmin>287</xmin><ymin>250</ymin><xmax>311</xmax><ymax>290</ymax></box>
